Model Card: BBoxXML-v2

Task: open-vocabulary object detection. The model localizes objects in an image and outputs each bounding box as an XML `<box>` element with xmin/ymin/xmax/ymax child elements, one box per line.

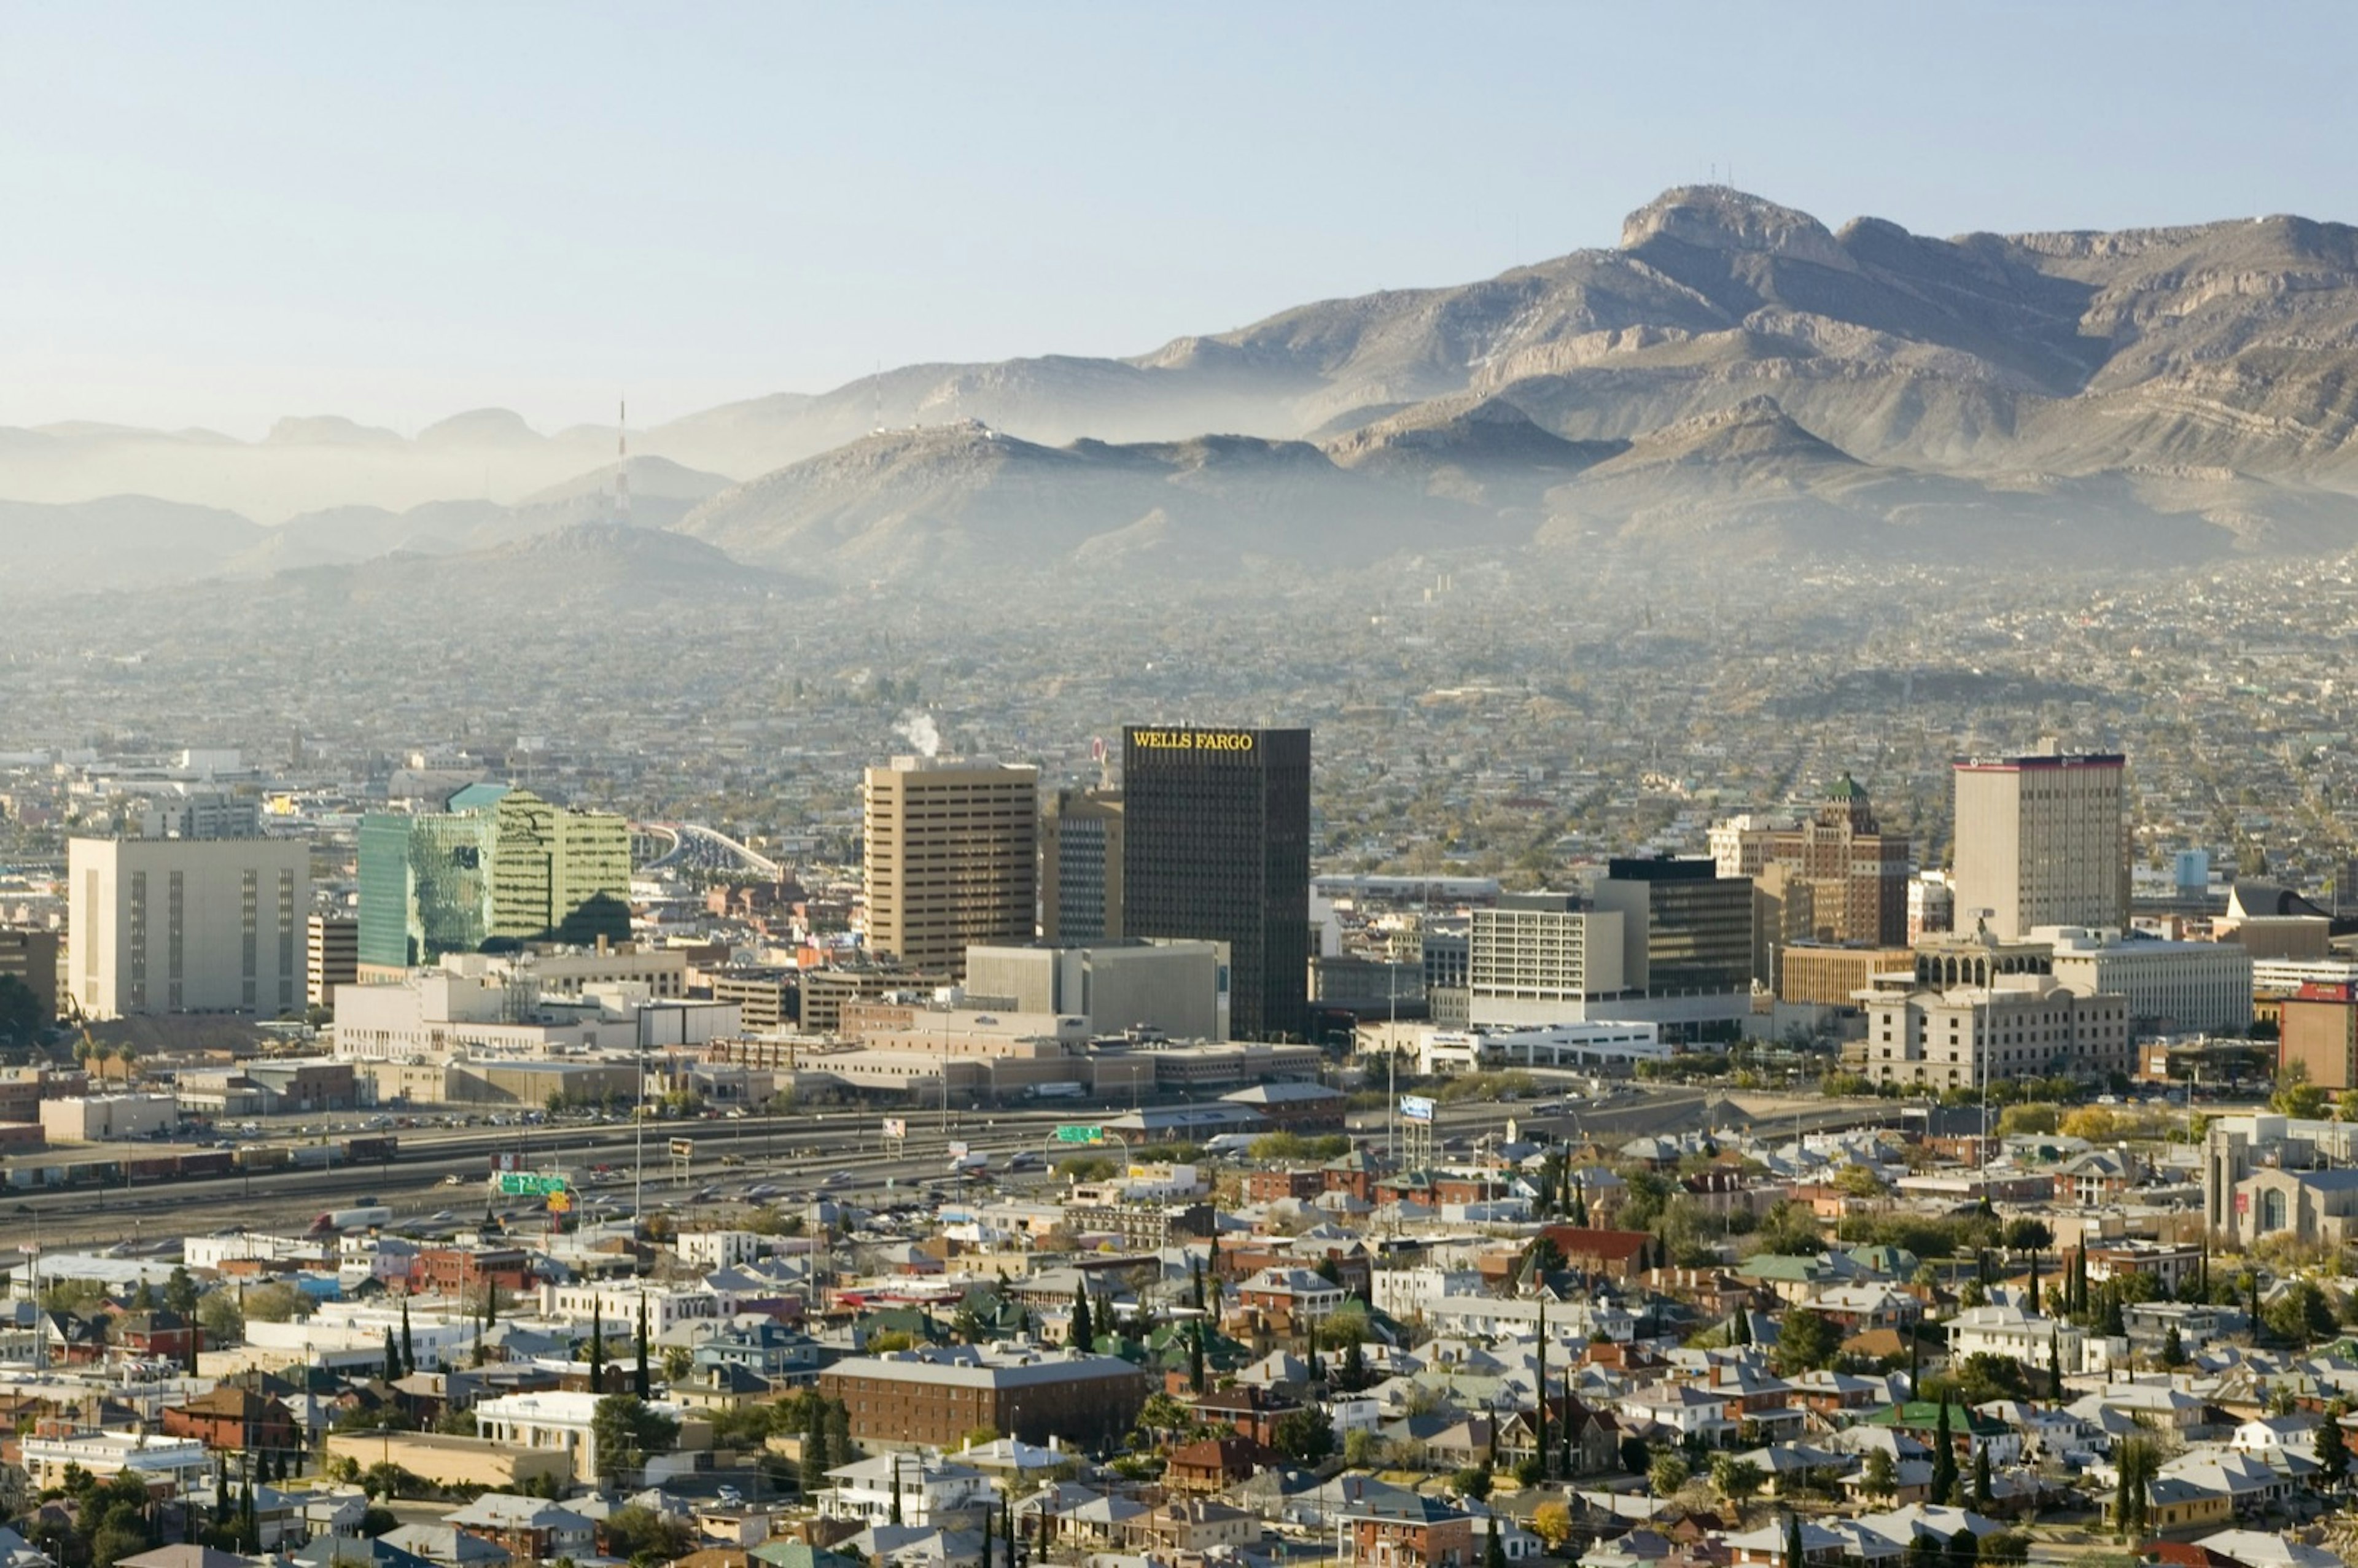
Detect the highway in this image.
<box><xmin>0</xmin><ymin>1084</ymin><xmax>1906</xmax><ymax>1256</ymax></box>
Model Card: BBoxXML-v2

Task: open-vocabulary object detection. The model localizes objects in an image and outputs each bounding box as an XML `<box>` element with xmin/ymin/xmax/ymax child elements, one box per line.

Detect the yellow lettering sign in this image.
<box><xmin>1130</xmin><ymin>729</ymin><xmax>1256</xmax><ymax>753</ymax></box>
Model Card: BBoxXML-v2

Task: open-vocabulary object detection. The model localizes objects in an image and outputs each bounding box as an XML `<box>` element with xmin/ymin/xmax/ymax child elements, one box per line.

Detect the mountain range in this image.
<box><xmin>17</xmin><ymin>184</ymin><xmax>2358</xmax><ymax>592</ymax></box>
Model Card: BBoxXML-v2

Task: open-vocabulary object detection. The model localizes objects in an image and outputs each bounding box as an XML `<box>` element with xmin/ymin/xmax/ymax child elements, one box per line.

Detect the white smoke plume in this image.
<box><xmin>896</xmin><ymin>712</ymin><xmax>942</xmax><ymax>758</ymax></box>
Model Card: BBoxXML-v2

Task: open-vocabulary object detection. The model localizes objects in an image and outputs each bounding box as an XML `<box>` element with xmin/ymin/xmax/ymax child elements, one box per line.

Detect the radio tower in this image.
<box><xmin>614</xmin><ymin>400</ymin><xmax>631</xmax><ymax>523</ymax></box>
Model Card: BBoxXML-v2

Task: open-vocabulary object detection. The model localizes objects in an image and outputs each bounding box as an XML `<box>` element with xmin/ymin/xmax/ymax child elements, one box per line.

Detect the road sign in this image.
<box><xmin>1400</xmin><ymin>1095</ymin><xmax>1436</xmax><ymax>1124</ymax></box>
<box><xmin>882</xmin><ymin>1119</ymin><xmax>908</xmax><ymax>1139</ymax></box>
<box><xmin>495</xmin><ymin>1172</ymin><xmax>567</xmax><ymax>1197</ymax></box>
<box><xmin>545</xmin><ymin>1190</ymin><xmax>572</xmax><ymax>1214</ymax></box>
<box><xmin>948</xmin><ymin>1141</ymin><xmax>970</xmax><ymax>1159</ymax></box>
<box><xmin>669</xmin><ymin>1138</ymin><xmax>695</xmax><ymax>1160</ymax></box>
<box><xmin>1054</xmin><ymin>1125</ymin><xmax>1106</xmax><ymax>1144</ymax></box>
<box><xmin>494</xmin><ymin>1152</ymin><xmax>519</xmax><ymax>1173</ymax></box>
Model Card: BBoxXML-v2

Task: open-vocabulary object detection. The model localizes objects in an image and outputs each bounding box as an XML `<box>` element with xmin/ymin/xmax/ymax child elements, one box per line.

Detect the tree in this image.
<box><xmin>2264</xmin><ymin>1279</ymin><xmax>2338</xmax><ymax>1346</ymax></box>
<box><xmin>1621</xmin><ymin>1434</ymin><xmax>1651</xmax><ymax>1478</ymax></box>
<box><xmin>1972</xmin><ymin>1446</ymin><xmax>1993</xmax><ymax>1510</ymax></box>
<box><xmin>1450</xmin><ymin>1467</ymin><xmax>1493</xmax><ymax>1502</ymax></box>
<box><xmin>636</xmin><ymin>1295</ymin><xmax>652</xmax><ymax>1399</ymax></box>
<box><xmin>1531</xmin><ymin>1502</ymin><xmax>1573</xmax><ymax>1548</ymax></box>
<box><xmin>2275</xmin><ymin>1060</ymin><xmax>2328</xmax><ymax>1120</ymax></box>
<box><xmin>400</xmin><ymin>1297</ymin><xmax>416</xmax><ymax>1376</ymax></box>
<box><xmin>1071</xmin><ymin>1281</ymin><xmax>1094</xmax><ymax>1354</ymax></box>
<box><xmin>0</xmin><ymin>974</ymin><xmax>44</xmax><ymax>1044</ymax></box>
<box><xmin>589</xmin><ymin>1394</ymin><xmax>679</xmax><ymax>1485</ymax></box>
<box><xmin>2162</xmin><ymin>1324</ymin><xmax>2184</xmax><ymax>1367</ymax></box>
<box><xmin>197</xmin><ymin>1290</ymin><xmax>244</xmax><ymax>1344</ymax></box>
<box><xmin>1273</xmin><ymin>1407</ymin><xmax>1334</xmax><ymax>1465</ymax></box>
<box><xmin>1485</xmin><ymin>1515</ymin><xmax>1505</xmax><ymax>1568</ymax></box>
<box><xmin>243</xmin><ymin>1282</ymin><xmax>313</xmax><ymax>1322</ymax></box>
<box><xmin>2114</xmin><ymin>1437</ymin><xmax>2160</xmax><ymax>1540</ymax></box>
<box><xmin>1863</xmin><ymin>1448</ymin><xmax>1897</xmax><ymax>1500</ymax></box>
<box><xmin>1649</xmin><ymin>1453</ymin><xmax>1690</xmax><ymax>1496</ymax></box>
<box><xmin>2001</xmin><ymin>1216</ymin><xmax>2053</xmax><ymax>1254</ymax></box>
<box><xmin>2047</xmin><ymin>1332</ymin><xmax>2063</xmax><ymax>1403</ymax></box>
<box><xmin>2319</xmin><ymin>1402</ymin><xmax>2349</xmax><ymax>1491</ymax></box>
<box><xmin>802</xmin><ymin>1396</ymin><xmax>831</xmax><ymax>1481</ymax></box>
<box><xmin>1929</xmin><ymin>1403</ymin><xmax>1958</xmax><ymax>1505</ymax></box>
<box><xmin>1783</xmin><ymin>1511</ymin><xmax>1804</xmax><ymax>1568</ymax></box>
<box><xmin>588</xmin><ymin>1298</ymin><xmax>606</xmax><ymax>1390</ymax></box>
<box><xmin>1711</xmin><ymin>1454</ymin><xmax>1766</xmax><ymax>1512</ymax></box>
<box><xmin>382</xmin><ymin>1326</ymin><xmax>400</xmax><ymax>1385</ymax></box>
<box><xmin>1189</xmin><ymin>1320</ymin><xmax>1207</xmax><ymax>1394</ymax></box>
<box><xmin>1774</xmin><ymin>1308</ymin><xmax>1839</xmax><ymax>1374</ymax></box>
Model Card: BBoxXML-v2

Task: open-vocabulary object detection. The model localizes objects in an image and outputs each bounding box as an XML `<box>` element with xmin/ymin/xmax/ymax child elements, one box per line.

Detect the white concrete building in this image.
<box><xmin>1860</xmin><ymin>977</ymin><xmax>2131</xmax><ymax>1090</ymax></box>
<box><xmin>676</xmin><ymin>1231</ymin><xmax>765</xmax><ymax>1271</ymax></box>
<box><xmin>1417</xmin><ymin>1021</ymin><xmax>1668</xmax><ymax>1075</ymax></box>
<box><xmin>41</xmin><ymin>1094</ymin><xmax>179</xmax><ymax>1143</ymax></box>
<box><xmin>540</xmin><ymin>1281</ymin><xmax>722</xmax><ymax>1337</ymax></box>
<box><xmin>23</xmin><ymin>1428</ymin><xmax>209</xmax><ymax>1492</ymax></box>
<box><xmin>1466</xmin><ymin>900</ymin><xmax>1625</xmax><ymax>1028</ymax></box>
<box><xmin>1945</xmin><ymin>1300</ymin><xmax>2085</xmax><ymax>1373</ymax></box>
<box><xmin>2040</xmin><ymin>926</ymin><xmax>2253</xmax><ymax>1036</ymax></box>
<box><xmin>68</xmin><ymin>835</ymin><xmax>311</xmax><ymax>1019</ymax></box>
<box><xmin>822</xmin><ymin>1453</ymin><xmax>996</xmax><ymax>1526</ymax></box>
<box><xmin>474</xmin><ymin>1388</ymin><xmax>692</xmax><ymax>1481</ymax></box>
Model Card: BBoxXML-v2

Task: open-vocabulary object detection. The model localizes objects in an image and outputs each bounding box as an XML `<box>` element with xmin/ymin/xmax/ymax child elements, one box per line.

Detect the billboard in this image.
<box><xmin>1400</xmin><ymin>1095</ymin><xmax>1436</xmax><ymax>1124</ymax></box>
<box><xmin>669</xmin><ymin>1138</ymin><xmax>695</xmax><ymax>1160</ymax></box>
<box><xmin>882</xmin><ymin>1119</ymin><xmax>908</xmax><ymax>1139</ymax></box>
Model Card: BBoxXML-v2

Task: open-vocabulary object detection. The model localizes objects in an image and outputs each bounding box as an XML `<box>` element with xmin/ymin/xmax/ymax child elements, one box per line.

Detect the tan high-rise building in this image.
<box><xmin>1764</xmin><ymin>775</ymin><xmax>1912</xmax><ymax>947</ymax></box>
<box><xmin>69</xmin><ymin>836</ymin><xmax>311</xmax><ymax>1019</ymax></box>
<box><xmin>1039</xmin><ymin>787</ymin><xmax>1124</xmax><ymax>943</ymax></box>
<box><xmin>306</xmin><ymin>914</ymin><xmax>358</xmax><ymax>1011</ymax></box>
<box><xmin>1953</xmin><ymin>748</ymin><xmax>2128</xmax><ymax>939</ymax></box>
<box><xmin>863</xmin><ymin>756</ymin><xmax>1038</xmax><ymax>978</ymax></box>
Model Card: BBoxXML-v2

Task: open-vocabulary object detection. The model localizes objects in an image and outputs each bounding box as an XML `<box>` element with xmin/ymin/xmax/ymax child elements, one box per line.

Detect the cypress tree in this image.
<box><xmin>981</xmin><ymin>1495</ymin><xmax>994</xmax><ymax>1568</ymax></box>
<box><xmin>383</xmin><ymin>1326</ymin><xmax>400</xmax><ymax>1385</ymax></box>
<box><xmin>2319</xmin><ymin>1402</ymin><xmax>2349</xmax><ymax>1491</ymax></box>
<box><xmin>803</xmin><ymin>1395</ymin><xmax>831</xmax><ymax>1483</ymax></box>
<box><xmin>1485</xmin><ymin>1515</ymin><xmax>1505</xmax><ymax>1568</ymax></box>
<box><xmin>1535</xmin><ymin>1298</ymin><xmax>1549</xmax><ymax>1478</ymax></box>
<box><xmin>2047</xmin><ymin>1332</ymin><xmax>2063</xmax><ymax>1402</ymax></box>
<box><xmin>889</xmin><ymin>1454</ymin><xmax>903</xmax><ymax>1525</ymax></box>
<box><xmin>400</xmin><ymin>1297</ymin><xmax>416</xmax><ymax>1376</ymax></box>
<box><xmin>1189</xmin><ymin>1321</ymin><xmax>1206</xmax><ymax>1394</ymax></box>
<box><xmin>589</xmin><ymin>1298</ymin><xmax>605</xmax><ymax>1390</ymax></box>
<box><xmin>1191</xmin><ymin>1256</ymin><xmax>1205</xmax><ymax>1312</ymax></box>
<box><xmin>1783</xmin><ymin>1511</ymin><xmax>1804</xmax><ymax>1568</ymax></box>
<box><xmin>1930</xmin><ymin>1402</ymin><xmax>1958</xmax><ymax>1505</ymax></box>
<box><xmin>636</xmin><ymin>1295</ymin><xmax>652</xmax><ymax>1399</ymax></box>
<box><xmin>2026</xmin><ymin>1252</ymin><xmax>2041</xmax><ymax>1314</ymax></box>
<box><xmin>1972</xmin><ymin>1445</ymin><xmax>1993</xmax><ymax>1509</ymax></box>
<box><xmin>1072</xmin><ymin>1281</ymin><xmax>1094</xmax><ymax>1353</ymax></box>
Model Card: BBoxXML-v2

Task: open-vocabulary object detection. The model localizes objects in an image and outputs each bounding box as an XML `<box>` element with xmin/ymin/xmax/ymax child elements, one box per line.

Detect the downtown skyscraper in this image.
<box><xmin>1121</xmin><ymin>726</ymin><xmax>1310</xmax><ymax>1041</ymax></box>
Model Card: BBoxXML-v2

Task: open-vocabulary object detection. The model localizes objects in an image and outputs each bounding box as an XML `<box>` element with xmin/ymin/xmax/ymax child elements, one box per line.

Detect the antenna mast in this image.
<box><xmin>615</xmin><ymin>400</ymin><xmax>631</xmax><ymax>522</ymax></box>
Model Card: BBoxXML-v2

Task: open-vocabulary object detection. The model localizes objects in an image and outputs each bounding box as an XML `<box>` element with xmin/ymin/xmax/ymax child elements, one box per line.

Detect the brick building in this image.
<box><xmin>815</xmin><ymin>1345</ymin><xmax>1147</xmax><ymax>1453</ymax></box>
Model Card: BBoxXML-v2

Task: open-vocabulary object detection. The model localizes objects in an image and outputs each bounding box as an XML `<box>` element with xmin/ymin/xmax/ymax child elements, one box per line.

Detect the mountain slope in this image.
<box><xmin>675</xmin><ymin>422</ymin><xmax>1494</xmax><ymax>580</ymax></box>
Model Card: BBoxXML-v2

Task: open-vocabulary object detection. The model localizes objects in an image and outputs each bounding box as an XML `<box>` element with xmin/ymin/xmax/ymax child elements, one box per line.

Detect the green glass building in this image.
<box><xmin>357</xmin><ymin>785</ymin><xmax>629</xmax><ymax>971</ymax></box>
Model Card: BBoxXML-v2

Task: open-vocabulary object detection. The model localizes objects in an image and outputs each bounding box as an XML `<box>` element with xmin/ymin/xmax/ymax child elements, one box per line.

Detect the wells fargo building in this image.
<box><xmin>1122</xmin><ymin>725</ymin><xmax>1310</xmax><ymax>1041</ymax></box>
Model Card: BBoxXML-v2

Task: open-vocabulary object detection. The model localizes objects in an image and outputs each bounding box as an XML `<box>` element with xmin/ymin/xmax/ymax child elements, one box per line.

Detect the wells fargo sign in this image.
<box><xmin>1130</xmin><ymin>729</ymin><xmax>1256</xmax><ymax>753</ymax></box>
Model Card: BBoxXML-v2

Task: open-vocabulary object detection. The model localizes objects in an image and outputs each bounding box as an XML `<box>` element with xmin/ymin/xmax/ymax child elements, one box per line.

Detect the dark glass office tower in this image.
<box><xmin>1122</xmin><ymin>726</ymin><xmax>1311</xmax><ymax>1041</ymax></box>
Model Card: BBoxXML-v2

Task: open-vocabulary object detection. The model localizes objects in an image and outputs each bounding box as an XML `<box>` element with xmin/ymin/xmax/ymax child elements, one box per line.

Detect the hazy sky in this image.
<box><xmin>6</xmin><ymin>2</ymin><xmax>2353</xmax><ymax>438</ymax></box>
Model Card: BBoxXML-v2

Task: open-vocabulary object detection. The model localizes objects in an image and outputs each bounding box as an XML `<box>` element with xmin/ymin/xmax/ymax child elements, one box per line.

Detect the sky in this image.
<box><xmin>4</xmin><ymin>1</ymin><xmax>2354</xmax><ymax>438</ymax></box>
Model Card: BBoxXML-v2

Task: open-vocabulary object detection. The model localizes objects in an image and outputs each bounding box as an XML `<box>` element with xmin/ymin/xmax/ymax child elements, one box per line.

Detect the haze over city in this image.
<box><xmin>6</xmin><ymin>14</ymin><xmax>2358</xmax><ymax>1568</ymax></box>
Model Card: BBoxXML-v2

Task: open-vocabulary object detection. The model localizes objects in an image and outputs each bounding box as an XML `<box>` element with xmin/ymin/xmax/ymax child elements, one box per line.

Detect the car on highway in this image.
<box><xmin>440</xmin><ymin>1174</ymin><xmax>467</xmax><ymax>1186</ymax></box>
<box><xmin>822</xmin><ymin>1170</ymin><xmax>854</xmax><ymax>1188</ymax></box>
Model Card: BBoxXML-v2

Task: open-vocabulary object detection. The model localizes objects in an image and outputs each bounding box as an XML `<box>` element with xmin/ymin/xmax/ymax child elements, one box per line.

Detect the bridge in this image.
<box><xmin>633</xmin><ymin>821</ymin><xmax>784</xmax><ymax>879</ymax></box>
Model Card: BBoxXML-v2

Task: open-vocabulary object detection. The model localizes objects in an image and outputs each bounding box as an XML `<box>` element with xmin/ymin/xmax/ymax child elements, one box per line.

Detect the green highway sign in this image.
<box><xmin>495</xmin><ymin>1172</ymin><xmax>568</xmax><ymax>1197</ymax></box>
<box><xmin>1053</xmin><ymin>1125</ymin><xmax>1106</xmax><ymax>1144</ymax></box>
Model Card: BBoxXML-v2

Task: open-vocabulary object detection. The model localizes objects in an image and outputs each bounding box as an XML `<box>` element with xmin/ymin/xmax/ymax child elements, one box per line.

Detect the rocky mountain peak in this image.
<box><xmin>1619</xmin><ymin>185</ymin><xmax>1858</xmax><ymax>271</ymax></box>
